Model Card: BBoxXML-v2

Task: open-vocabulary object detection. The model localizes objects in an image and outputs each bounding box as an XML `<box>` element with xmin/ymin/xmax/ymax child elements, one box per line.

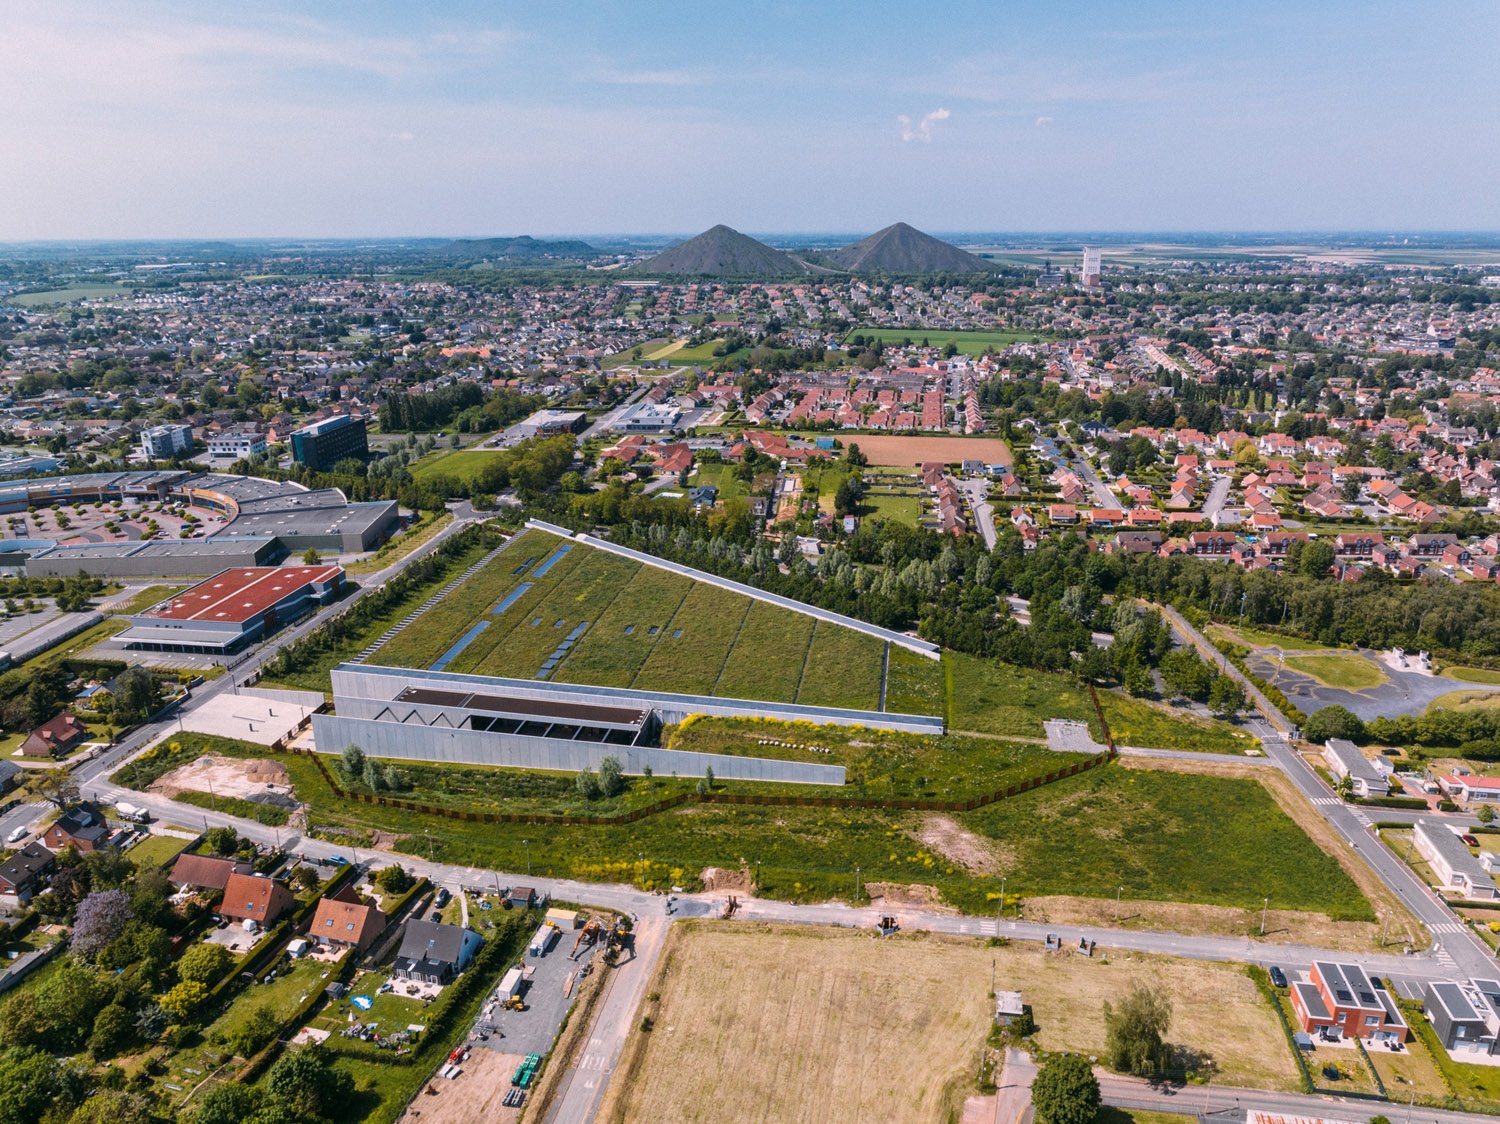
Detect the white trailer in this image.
<box><xmin>528</xmin><ymin>923</ymin><xmax>559</xmax><ymax>958</ymax></box>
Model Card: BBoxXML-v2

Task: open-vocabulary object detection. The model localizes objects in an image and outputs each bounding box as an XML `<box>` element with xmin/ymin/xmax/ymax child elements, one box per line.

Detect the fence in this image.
<box><xmin>290</xmin><ymin>744</ymin><xmax>1115</xmax><ymax>827</ymax></box>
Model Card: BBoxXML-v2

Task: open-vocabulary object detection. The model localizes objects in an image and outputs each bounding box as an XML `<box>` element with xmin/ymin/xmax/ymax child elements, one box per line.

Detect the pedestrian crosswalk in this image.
<box><xmin>1430</xmin><ymin>923</ymin><xmax>1466</xmax><ymax>935</ymax></box>
<box><xmin>1310</xmin><ymin>797</ymin><xmax>1342</xmax><ymax>806</ymax></box>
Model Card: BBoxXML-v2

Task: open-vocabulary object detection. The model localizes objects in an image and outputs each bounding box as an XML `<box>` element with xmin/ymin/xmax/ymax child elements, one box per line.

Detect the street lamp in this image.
<box><xmin>523</xmin><ymin>838</ymin><xmax>531</xmax><ymax>876</ymax></box>
<box><xmin>638</xmin><ymin>852</ymin><xmax>646</xmax><ymax>886</ymax></box>
<box><xmin>1116</xmin><ymin>885</ymin><xmax>1123</xmax><ymax>922</ymax></box>
<box><xmin>1261</xmin><ymin>897</ymin><xmax>1269</xmax><ymax>936</ymax></box>
<box><xmin>754</xmin><ymin>860</ymin><xmax>761</xmax><ymax>891</ymax></box>
<box><xmin>999</xmin><ymin>876</ymin><xmax>1006</xmax><ymax>921</ymax></box>
<box><xmin>854</xmin><ymin>865</ymin><xmax>861</xmax><ymax>903</ymax></box>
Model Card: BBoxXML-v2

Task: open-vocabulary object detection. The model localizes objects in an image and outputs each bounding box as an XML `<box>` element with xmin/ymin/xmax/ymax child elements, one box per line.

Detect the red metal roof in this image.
<box><xmin>143</xmin><ymin>565</ymin><xmax>342</xmax><ymax>624</ymax></box>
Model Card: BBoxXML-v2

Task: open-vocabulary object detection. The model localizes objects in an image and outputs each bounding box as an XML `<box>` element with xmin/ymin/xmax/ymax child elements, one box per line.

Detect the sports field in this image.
<box><xmin>373</xmin><ymin>527</ymin><xmax>924</xmax><ymax>714</ymax></box>
<box><xmin>601</xmin><ymin>923</ymin><xmax>1300</xmax><ymax>1123</ymax></box>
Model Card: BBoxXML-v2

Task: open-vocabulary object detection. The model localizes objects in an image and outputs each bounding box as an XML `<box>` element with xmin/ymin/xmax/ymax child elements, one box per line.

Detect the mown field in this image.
<box><xmin>374</xmin><ymin>528</ymin><xmax>912</xmax><ymax>714</ymax></box>
<box><xmin>409</xmin><ymin>448</ymin><xmax>507</xmax><ymax>486</ymax></box>
<box><xmin>602</xmin><ymin>923</ymin><xmax>1299</xmax><ymax>1123</ymax></box>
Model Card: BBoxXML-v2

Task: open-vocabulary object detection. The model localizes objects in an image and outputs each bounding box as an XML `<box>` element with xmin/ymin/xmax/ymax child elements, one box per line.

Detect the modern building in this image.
<box><xmin>610</xmin><ymin>401</ymin><xmax>682</xmax><ymax>434</ymax></box>
<box><xmin>1290</xmin><ymin>960</ymin><xmax>1408</xmax><ymax>1044</ymax></box>
<box><xmin>1413</xmin><ymin>819</ymin><xmax>1499</xmax><ymax>898</ymax></box>
<box><xmin>1424</xmin><ymin>978</ymin><xmax>1500</xmax><ymax>1058</ymax></box>
<box><xmin>206</xmin><ymin>427</ymin><xmax>268</xmax><ymax>460</ymax></box>
<box><xmin>1322</xmin><ymin>738</ymin><xmax>1391</xmax><ymax>798</ymax></box>
<box><xmin>118</xmin><ymin>563</ymin><xmax>345</xmax><ymax>654</ymax></box>
<box><xmin>1080</xmin><ymin>246</ymin><xmax>1102</xmax><ymax>287</ymax></box>
<box><xmin>139</xmin><ymin>423</ymin><xmax>194</xmax><ymax>460</ymax></box>
<box><xmin>394</xmin><ymin>920</ymin><xmax>485</xmax><ymax>984</ymax></box>
<box><xmin>514</xmin><ymin>409</ymin><xmax>587</xmax><ymax>438</ymax></box>
<box><xmin>290</xmin><ymin>414</ymin><xmax>368</xmax><ymax>471</ymax></box>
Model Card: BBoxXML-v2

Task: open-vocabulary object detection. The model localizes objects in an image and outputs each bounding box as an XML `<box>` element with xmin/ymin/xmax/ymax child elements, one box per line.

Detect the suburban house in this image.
<box><xmin>1290</xmin><ymin>960</ymin><xmax>1409</xmax><ymax>1043</ymax></box>
<box><xmin>0</xmin><ymin>842</ymin><xmax>55</xmax><ymax>906</ymax></box>
<box><xmin>1437</xmin><ymin>775</ymin><xmax>1500</xmax><ymax>807</ymax></box>
<box><xmin>1322</xmin><ymin>739</ymin><xmax>1391</xmax><ymax>798</ymax></box>
<box><xmin>393</xmin><ymin>920</ymin><xmax>485</xmax><ymax>984</ymax></box>
<box><xmin>169</xmin><ymin>853</ymin><xmax>252</xmax><ymax>893</ymax></box>
<box><xmin>309</xmin><ymin>891</ymin><xmax>386</xmax><ymax>952</ymax></box>
<box><xmin>20</xmin><ymin>713</ymin><xmax>88</xmax><ymax>758</ymax></box>
<box><xmin>1424</xmin><ymin>978</ymin><xmax>1500</xmax><ymax>1058</ymax></box>
<box><xmin>219</xmin><ymin>872</ymin><xmax>297</xmax><ymax>928</ymax></box>
<box><xmin>1413</xmin><ymin>820</ymin><xmax>1499</xmax><ymax>899</ymax></box>
<box><xmin>42</xmin><ymin>804</ymin><xmax>111</xmax><ymax>853</ymax></box>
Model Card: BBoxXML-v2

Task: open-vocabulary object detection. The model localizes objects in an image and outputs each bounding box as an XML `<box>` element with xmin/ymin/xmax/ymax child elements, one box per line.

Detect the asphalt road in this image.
<box><xmin>0</xmin><ymin>502</ymin><xmax>487</xmax><ymax>844</ymax></box>
<box><xmin>1201</xmin><ymin>473</ymin><xmax>1233</xmax><ymax>521</ymax></box>
<box><xmin>960</xmin><ymin>477</ymin><xmax>999</xmax><ymax>549</ymax></box>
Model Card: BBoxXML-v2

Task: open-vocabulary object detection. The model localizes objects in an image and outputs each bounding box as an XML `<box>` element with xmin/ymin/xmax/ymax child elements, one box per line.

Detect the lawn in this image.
<box><xmin>1212</xmin><ymin>623</ymin><xmax>1330</xmax><ymax>652</ymax></box>
<box><xmin>884</xmin><ymin>647</ymin><xmax>946</xmax><ymax>716</ymax></box>
<box><xmin>1426</xmin><ymin>689</ymin><xmax>1500</xmax><ymax>715</ymax></box>
<box><xmin>631</xmin><ymin>582</ymin><xmax>748</xmax><ymax>694</ymax></box>
<box><xmin>794</xmin><ymin>622</ymin><xmax>885</xmax><ymax>710</ymax></box>
<box><xmin>601</xmin><ymin>923</ymin><xmax>1298</xmax><ymax>1123</ymax></box>
<box><xmin>958</xmin><ymin>766</ymin><xmax>1373</xmax><ymax>919</ymax></box>
<box><xmin>124</xmin><ymin>833</ymin><xmax>190</xmax><ymax>870</ymax></box>
<box><xmin>845</xmin><ymin>327</ymin><xmax>1046</xmax><ymax>356</ymax></box>
<box><xmin>945</xmin><ymin>651</ymin><xmax>1099</xmax><ymax>738</ymax></box>
<box><xmin>553</xmin><ymin>563</ymin><xmax>694</xmax><ymax>687</ymax></box>
<box><xmin>410</xmin><ymin>448</ymin><xmax>509</xmax><ymax>486</ymax></box>
<box><xmin>109</xmin><ymin>584</ymin><xmax>189</xmax><ymax>615</ymax></box>
<box><xmin>711</xmin><ymin>600</ymin><xmax>814</xmax><ymax>702</ymax></box>
<box><xmin>1444</xmin><ymin>667</ymin><xmax>1500</xmax><ymax>685</ymax></box>
<box><xmin>863</xmin><ymin>490</ymin><xmax>922</xmax><ymax>524</ymax></box>
<box><xmin>686</xmin><ymin>461</ymin><xmax>751</xmax><ymax>502</ymax></box>
<box><xmin>1282</xmin><ymin>653</ymin><xmax>1388</xmax><ymax>691</ymax></box>
<box><xmin>1097</xmin><ymin>693</ymin><xmax>1258</xmax><ymax>754</ymax></box>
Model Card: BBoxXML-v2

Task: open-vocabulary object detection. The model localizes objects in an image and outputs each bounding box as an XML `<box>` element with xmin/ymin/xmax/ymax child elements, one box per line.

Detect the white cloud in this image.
<box><xmin>1034</xmin><ymin>115</ymin><xmax>1054</xmax><ymax>127</ymax></box>
<box><xmin>897</xmin><ymin>107</ymin><xmax>951</xmax><ymax>143</ymax></box>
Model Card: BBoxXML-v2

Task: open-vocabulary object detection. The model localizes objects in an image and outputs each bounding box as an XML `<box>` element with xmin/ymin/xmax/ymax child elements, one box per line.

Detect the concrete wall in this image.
<box><xmin>332</xmin><ymin>664</ymin><xmax>945</xmax><ymax>736</ymax></box>
<box><xmin>525</xmin><ymin>520</ymin><xmax>941</xmax><ymax>660</ymax></box>
<box><xmin>311</xmin><ymin>713</ymin><xmax>846</xmax><ymax>785</ymax></box>
<box><xmin>241</xmin><ymin>686</ymin><xmax>327</xmax><ymax>709</ymax></box>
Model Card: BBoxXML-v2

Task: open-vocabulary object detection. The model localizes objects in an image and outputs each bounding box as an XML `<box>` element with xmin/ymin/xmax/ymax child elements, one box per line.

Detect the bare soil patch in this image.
<box><xmin>700</xmin><ymin>865</ymin><xmax>751</xmax><ymax>892</ymax></box>
<box><xmin>1021</xmin><ymin>895</ymin><xmax>1380</xmax><ymax>952</ymax></box>
<box><xmin>863</xmin><ymin>881</ymin><xmax>955</xmax><ymax>911</ymax></box>
<box><xmin>913</xmin><ymin>814</ymin><xmax>1007</xmax><ymax>875</ymax></box>
<box><xmin>842</xmin><ymin>434</ymin><xmax>1013</xmax><ymax>467</ymax></box>
<box><xmin>149</xmin><ymin>754</ymin><xmax>291</xmax><ymax>801</ymax></box>
<box><xmin>399</xmin><ymin>1048</ymin><xmax>522</xmax><ymax>1124</ymax></box>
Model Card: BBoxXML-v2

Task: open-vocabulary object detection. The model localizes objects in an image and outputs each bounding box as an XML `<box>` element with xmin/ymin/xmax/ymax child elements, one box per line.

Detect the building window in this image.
<box><xmin>1365</xmin><ymin>1015</ymin><xmax>1380</xmax><ymax>1026</ymax></box>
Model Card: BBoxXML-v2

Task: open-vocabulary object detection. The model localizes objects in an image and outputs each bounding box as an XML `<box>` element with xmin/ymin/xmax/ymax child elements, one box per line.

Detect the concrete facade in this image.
<box><xmin>311</xmin><ymin>712</ymin><xmax>846</xmax><ymax>784</ymax></box>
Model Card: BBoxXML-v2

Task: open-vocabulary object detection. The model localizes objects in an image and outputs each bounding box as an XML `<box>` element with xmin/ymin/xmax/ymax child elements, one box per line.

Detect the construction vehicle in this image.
<box><xmin>722</xmin><ymin>894</ymin><xmax>739</xmax><ymax>920</ymax></box>
<box><xmin>502</xmin><ymin>995</ymin><xmax>527</xmax><ymax>1011</ymax></box>
<box><xmin>571</xmin><ymin>919</ymin><xmax>602</xmax><ymax>959</ymax></box>
<box><xmin>876</xmin><ymin>915</ymin><xmax>899</xmax><ymax>936</ymax></box>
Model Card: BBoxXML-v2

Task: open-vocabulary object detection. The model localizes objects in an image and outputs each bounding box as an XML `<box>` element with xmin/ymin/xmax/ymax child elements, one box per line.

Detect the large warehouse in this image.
<box><xmin>117</xmin><ymin>564</ymin><xmax>345</xmax><ymax>654</ymax></box>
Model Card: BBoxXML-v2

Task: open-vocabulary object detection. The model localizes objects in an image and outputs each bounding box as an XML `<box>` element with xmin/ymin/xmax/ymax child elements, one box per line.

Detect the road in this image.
<box><xmin>579</xmin><ymin>384</ymin><xmax>651</xmax><ymax>441</ymax></box>
<box><xmin>960</xmin><ymin>477</ymin><xmax>999</xmax><ymax>549</ymax></box>
<box><xmin>1159</xmin><ymin>604</ymin><xmax>1499</xmax><ymax>981</ymax></box>
<box><xmin>1201</xmin><ymin>473</ymin><xmax>1233</xmax><ymax>522</ymax></box>
<box><xmin>1099</xmin><ymin>1071</ymin><xmax>1497</xmax><ymax>1124</ymax></box>
<box><xmin>0</xmin><ymin>502</ymin><xmax>488</xmax><ymax>843</ymax></box>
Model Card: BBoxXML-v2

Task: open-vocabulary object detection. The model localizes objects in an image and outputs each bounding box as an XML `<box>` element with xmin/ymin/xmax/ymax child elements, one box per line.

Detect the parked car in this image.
<box><xmin>1269</xmin><ymin>965</ymin><xmax>1288</xmax><ymax>988</ymax></box>
<box><xmin>1462</xmin><ymin>834</ymin><xmax>1480</xmax><ymax>847</ymax></box>
<box><xmin>434</xmin><ymin>888</ymin><xmax>451</xmax><ymax>908</ymax></box>
<box><xmin>5</xmin><ymin>825</ymin><xmax>27</xmax><ymax>844</ymax></box>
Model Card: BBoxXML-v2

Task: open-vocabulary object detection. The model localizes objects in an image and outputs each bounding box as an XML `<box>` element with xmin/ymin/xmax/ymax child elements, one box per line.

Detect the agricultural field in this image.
<box><xmin>845</xmin><ymin>327</ymin><xmax>1047</xmax><ymax>355</ymax></box>
<box><xmin>374</xmin><ymin>528</ymin><xmax>924</xmax><ymax>715</ymax></box>
<box><xmin>601</xmin><ymin>923</ymin><xmax>1299</xmax><ymax>1123</ymax></box>
<box><xmin>828</xmin><ymin>433</ymin><xmax>1013</xmax><ymax>467</ymax></box>
<box><xmin>6</xmin><ymin>283</ymin><xmax>134</xmax><ymax>307</ymax></box>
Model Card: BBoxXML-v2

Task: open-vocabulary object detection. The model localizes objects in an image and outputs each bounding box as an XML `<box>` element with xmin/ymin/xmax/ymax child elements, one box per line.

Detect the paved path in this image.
<box><xmin>1099</xmin><ymin>1071</ymin><xmax>1498</xmax><ymax>1124</ymax></box>
<box><xmin>992</xmin><ymin>1048</ymin><xmax>1037</xmax><ymax>1124</ymax></box>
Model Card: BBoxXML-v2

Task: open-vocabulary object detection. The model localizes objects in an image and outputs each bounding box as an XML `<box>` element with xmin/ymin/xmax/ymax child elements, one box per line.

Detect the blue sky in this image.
<box><xmin>1</xmin><ymin>1</ymin><xmax>1496</xmax><ymax>239</ymax></box>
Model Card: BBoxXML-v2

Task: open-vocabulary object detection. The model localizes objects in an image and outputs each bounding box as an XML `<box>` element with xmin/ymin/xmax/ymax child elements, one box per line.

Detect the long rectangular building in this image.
<box><xmin>117</xmin><ymin>564</ymin><xmax>344</xmax><ymax>654</ymax></box>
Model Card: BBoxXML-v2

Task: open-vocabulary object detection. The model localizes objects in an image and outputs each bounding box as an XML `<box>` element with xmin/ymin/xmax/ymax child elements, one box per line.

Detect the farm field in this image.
<box><xmin>601</xmin><ymin>923</ymin><xmax>1300</xmax><ymax>1123</ymax></box>
<box><xmin>7</xmin><ymin>283</ymin><xmax>133</xmax><ymax>307</ymax></box>
<box><xmin>827</xmin><ymin>433</ymin><xmax>1013</xmax><ymax>467</ymax></box>
<box><xmin>375</xmin><ymin>527</ymin><xmax>924</xmax><ymax>714</ymax></box>
<box><xmin>1282</xmin><ymin>652</ymin><xmax>1388</xmax><ymax>690</ymax></box>
<box><xmin>846</xmin><ymin>327</ymin><xmax>1047</xmax><ymax>355</ymax></box>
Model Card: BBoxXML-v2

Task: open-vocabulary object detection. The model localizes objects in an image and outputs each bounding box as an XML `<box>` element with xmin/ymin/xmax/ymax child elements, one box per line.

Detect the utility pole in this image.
<box><xmin>854</xmin><ymin>865</ymin><xmax>861</xmax><ymax>903</ymax></box>
<box><xmin>523</xmin><ymin>838</ymin><xmax>531</xmax><ymax>876</ymax></box>
<box><xmin>1261</xmin><ymin>896</ymin><xmax>1269</xmax><ymax>936</ymax></box>
<box><xmin>1116</xmin><ymin>885</ymin><xmax>1123</xmax><ymax>922</ymax></box>
<box><xmin>999</xmin><ymin>877</ymin><xmax>1006</xmax><ymax>921</ymax></box>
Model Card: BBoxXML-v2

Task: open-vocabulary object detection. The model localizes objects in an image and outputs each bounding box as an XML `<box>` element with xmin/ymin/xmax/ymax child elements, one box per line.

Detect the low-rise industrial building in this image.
<box><xmin>1322</xmin><ymin>738</ymin><xmax>1390</xmax><ymax>798</ymax></box>
<box><xmin>514</xmin><ymin>408</ymin><xmax>587</xmax><ymax>438</ymax></box>
<box><xmin>118</xmin><ymin>563</ymin><xmax>345</xmax><ymax>654</ymax></box>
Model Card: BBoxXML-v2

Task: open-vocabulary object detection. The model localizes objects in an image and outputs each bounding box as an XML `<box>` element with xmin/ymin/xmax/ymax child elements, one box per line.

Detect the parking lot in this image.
<box><xmin>472</xmin><ymin>919</ymin><xmax>602</xmax><ymax>1056</ymax></box>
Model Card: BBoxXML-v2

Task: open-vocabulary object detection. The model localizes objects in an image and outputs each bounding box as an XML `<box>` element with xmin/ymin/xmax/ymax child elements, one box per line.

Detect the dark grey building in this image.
<box><xmin>393</xmin><ymin>920</ymin><xmax>484</xmax><ymax>984</ymax></box>
<box><xmin>290</xmin><ymin>414</ymin><xmax>368</xmax><ymax>471</ymax></box>
<box><xmin>1425</xmin><ymin>978</ymin><xmax>1500</xmax><ymax>1058</ymax></box>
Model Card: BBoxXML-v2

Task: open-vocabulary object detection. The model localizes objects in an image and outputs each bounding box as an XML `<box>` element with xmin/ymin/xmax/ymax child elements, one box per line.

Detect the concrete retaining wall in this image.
<box><xmin>240</xmin><ymin>686</ymin><xmax>328</xmax><ymax>709</ymax></box>
<box><xmin>311</xmin><ymin>713</ymin><xmax>846</xmax><ymax>785</ymax></box>
<box><xmin>332</xmin><ymin>664</ymin><xmax>945</xmax><ymax>736</ymax></box>
<box><xmin>525</xmin><ymin>520</ymin><xmax>941</xmax><ymax>659</ymax></box>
